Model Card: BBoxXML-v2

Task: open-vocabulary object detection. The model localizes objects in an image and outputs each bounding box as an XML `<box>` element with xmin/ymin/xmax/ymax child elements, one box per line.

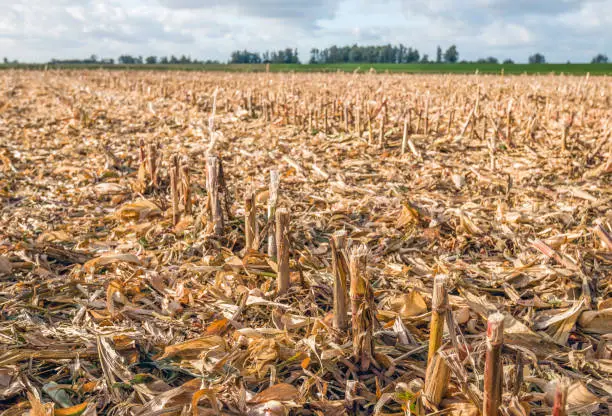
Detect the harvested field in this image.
<box><xmin>0</xmin><ymin>70</ymin><xmax>610</xmax><ymax>415</ymax></box>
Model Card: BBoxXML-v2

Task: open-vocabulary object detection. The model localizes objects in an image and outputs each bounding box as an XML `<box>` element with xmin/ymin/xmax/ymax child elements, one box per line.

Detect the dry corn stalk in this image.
<box><xmin>181</xmin><ymin>157</ymin><xmax>192</xmax><ymax>215</ymax></box>
<box><xmin>244</xmin><ymin>189</ymin><xmax>257</xmax><ymax>251</ymax></box>
<box><xmin>401</xmin><ymin>118</ymin><xmax>409</xmax><ymax>155</ymax></box>
<box><xmin>276</xmin><ymin>208</ymin><xmax>290</xmax><ymax>296</ymax></box>
<box><xmin>424</xmin><ymin>94</ymin><xmax>430</xmax><ymax>136</ymax></box>
<box><xmin>483</xmin><ymin>312</ymin><xmax>504</xmax><ymax>416</ymax></box>
<box><xmin>170</xmin><ymin>155</ymin><xmax>179</xmax><ymax>226</ymax></box>
<box><xmin>139</xmin><ymin>139</ymin><xmax>146</xmax><ymax>168</ymax></box>
<box><xmin>324</xmin><ymin>106</ymin><xmax>328</xmax><ymax>134</ymax></box>
<box><xmin>423</xmin><ymin>275</ymin><xmax>450</xmax><ymax>408</ymax></box>
<box><xmin>343</xmin><ymin>104</ymin><xmax>349</xmax><ymax>131</ymax></box>
<box><xmin>561</xmin><ymin>111</ymin><xmax>574</xmax><ymax>152</ymax></box>
<box><xmin>378</xmin><ymin>116</ymin><xmax>385</xmax><ymax>149</ymax></box>
<box><xmin>349</xmin><ymin>245</ymin><xmax>375</xmax><ymax>371</ymax></box>
<box><xmin>506</xmin><ymin>99</ymin><xmax>513</xmax><ymax>145</ymax></box>
<box><xmin>331</xmin><ymin>230</ymin><xmax>349</xmax><ymax>332</ymax></box>
<box><xmin>268</xmin><ymin>170</ymin><xmax>280</xmax><ymax>258</ymax></box>
<box><xmin>423</xmin><ymin>350</ymin><xmax>450</xmax><ymax>410</ymax></box>
<box><xmin>206</xmin><ymin>156</ymin><xmax>224</xmax><ymax>235</ymax></box>
<box><xmin>147</xmin><ymin>143</ymin><xmax>158</xmax><ymax>189</ymax></box>
<box><xmin>427</xmin><ymin>275</ymin><xmax>448</xmax><ymax>367</ymax></box>
<box><xmin>552</xmin><ymin>379</ymin><xmax>569</xmax><ymax>416</ymax></box>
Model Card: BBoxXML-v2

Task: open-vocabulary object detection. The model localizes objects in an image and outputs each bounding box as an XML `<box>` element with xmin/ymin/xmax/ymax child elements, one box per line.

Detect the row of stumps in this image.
<box><xmin>165</xmin><ymin>155</ymin><xmax>571</xmax><ymax>415</ymax></box>
<box><xmin>422</xmin><ymin>276</ymin><xmax>506</xmax><ymax>415</ymax></box>
<box><xmin>207</xmin><ymin>158</ymin><xmax>292</xmax><ymax>297</ymax></box>
<box><xmin>146</xmin><ymin>151</ymin><xmax>291</xmax><ymax>297</ymax></box>
<box><xmin>152</xmin><ymin>153</ymin><xmax>289</xmax><ymax>297</ymax></box>
<box><xmin>233</xmin><ymin>167</ymin><xmax>379</xmax><ymax>372</ymax></box>
<box><xmin>329</xmin><ymin>232</ymin><xmax>378</xmax><ymax>371</ymax></box>
<box><xmin>421</xmin><ymin>277</ymin><xmax>569</xmax><ymax>416</ymax></box>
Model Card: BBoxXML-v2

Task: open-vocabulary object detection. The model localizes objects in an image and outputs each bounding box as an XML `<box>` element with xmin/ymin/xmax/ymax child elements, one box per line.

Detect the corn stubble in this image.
<box><xmin>0</xmin><ymin>70</ymin><xmax>609</xmax><ymax>415</ymax></box>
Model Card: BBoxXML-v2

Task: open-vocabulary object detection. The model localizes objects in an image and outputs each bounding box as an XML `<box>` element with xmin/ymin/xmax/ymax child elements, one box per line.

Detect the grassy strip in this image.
<box><xmin>1</xmin><ymin>62</ymin><xmax>611</xmax><ymax>74</ymax></box>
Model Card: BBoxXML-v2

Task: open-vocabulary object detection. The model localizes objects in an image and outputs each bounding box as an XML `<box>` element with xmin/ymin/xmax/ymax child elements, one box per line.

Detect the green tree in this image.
<box><xmin>406</xmin><ymin>48</ymin><xmax>419</xmax><ymax>63</ymax></box>
<box><xmin>145</xmin><ymin>56</ymin><xmax>157</xmax><ymax>64</ymax></box>
<box><xmin>309</xmin><ymin>48</ymin><xmax>319</xmax><ymax>64</ymax></box>
<box><xmin>436</xmin><ymin>46</ymin><xmax>442</xmax><ymax>63</ymax></box>
<box><xmin>591</xmin><ymin>54</ymin><xmax>608</xmax><ymax>63</ymax></box>
<box><xmin>118</xmin><ymin>55</ymin><xmax>138</xmax><ymax>64</ymax></box>
<box><xmin>503</xmin><ymin>59</ymin><xmax>514</xmax><ymax>64</ymax></box>
<box><xmin>528</xmin><ymin>53</ymin><xmax>546</xmax><ymax>64</ymax></box>
<box><xmin>443</xmin><ymin>45</ymin><xmax>459</xmax><ymax>63</ymax></box>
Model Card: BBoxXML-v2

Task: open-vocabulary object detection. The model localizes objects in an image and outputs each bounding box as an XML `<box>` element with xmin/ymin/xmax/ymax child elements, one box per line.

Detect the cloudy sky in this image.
<box><xmin>0</xmin><ymin>0</ymin><xmax>610</xmax><ymax>63</ymax></box>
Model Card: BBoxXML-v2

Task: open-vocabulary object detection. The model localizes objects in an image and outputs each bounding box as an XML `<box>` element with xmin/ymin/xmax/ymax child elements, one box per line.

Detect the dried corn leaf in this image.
<box><xmin>115</xmin><ymin>199</ymin><xmax>161</xmax><ymax>222</ymax></box>
<box><xmin>160</xmin><ymin>336</ymin><xmax>227</xmax><ymax>359</ymax></box>
<box><xmin>248</xmin><ymin>383</ymin><xmax>299</xmax><ymax>404</ymax></box>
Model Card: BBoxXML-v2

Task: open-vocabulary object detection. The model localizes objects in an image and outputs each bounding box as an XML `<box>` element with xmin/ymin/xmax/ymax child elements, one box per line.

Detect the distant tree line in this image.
<box><xmin>118</xmin><ymin>55</ymin><xmax>219</xmax><ymax>64</ymax></box>
<box><xmin>46</xmin><ymin>54</ymin><xmax>220</xmax><ymax>65</ymax></box>
<box><xmin>50</xmin><ymin>55</ymin><xmax>114</xmax><ymax>64</ymax></box>
<box><xmin>307</xmin><ymin>44</ymin><xmax>459</xmax><ymax>64</ymax></box>
<box><xmin>229</xmin><ymin>48</ymin><xmax>300</xmax><ymax>64</ymax></box>
<box><xmin>2</xmin><ymin>49</ymin><xmax>609</xmax><ymax>66</ymax></box>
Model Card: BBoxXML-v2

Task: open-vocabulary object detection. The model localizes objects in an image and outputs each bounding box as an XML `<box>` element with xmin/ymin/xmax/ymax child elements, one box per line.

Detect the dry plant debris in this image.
<box><xmin>0</xmin><ymin>70</ymin><xmax>610</xmax><ymax>415</ymax></box>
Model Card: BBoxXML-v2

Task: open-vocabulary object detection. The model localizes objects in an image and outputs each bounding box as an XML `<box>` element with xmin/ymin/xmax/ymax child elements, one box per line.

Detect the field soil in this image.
<box><xmin>0</xmin><ymin>70</ymin><xmax>610</xmax><ymax>415</ymax></box>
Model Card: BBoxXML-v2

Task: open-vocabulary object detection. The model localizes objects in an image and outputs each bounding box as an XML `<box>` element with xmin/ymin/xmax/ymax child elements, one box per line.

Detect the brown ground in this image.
<box><xmin>0</xmin><ymin>70</ymin><xmax>610</xmax><ymax>415</ymax></box>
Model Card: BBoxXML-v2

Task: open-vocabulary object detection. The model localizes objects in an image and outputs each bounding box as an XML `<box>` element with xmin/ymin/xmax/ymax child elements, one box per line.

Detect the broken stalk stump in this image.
<box><xmin>331</xmin><ymin>230</ymin><xmax>349</xmax><ymax>332</ymax></box>
<box><xmin>206</xmin><ymin>156</ymin><xmax>224</xmax><ymax>236</ymax></box>
<box><xmin>427</xmin><ymin>275</ymin><xmax>448</xmax><ymax>367</ymax></box>
<box><xmin>350</xmin><ymin>245</ymin><xmax>375</xmax><ymax>371</ymax></box>
<box><xmin>170</xmin><ymin>155</ymin><xmax>179</xmax><ymax>226</ymax></box>
<box><xmin>267</xmin><ymin>170</ymin><xmax>280</xmax><ymax>258</ymax></box>
<box><xmin>343</xmin><ymin>105</ymin><xmax>349</xmax><ymax>131</ymax></box>
<box><xmin>424</xmin><ymin>95</ymin><xmax>430</xmax><ymax>136</ymax></box>
<box><xmin>423</xmin><ymin>275</ymin><xmax>450</xmax><ymax>409</ymax></box>
<box><xmin>483</xmin><ymin>312</ymin><xmax>505</xmax><ymax>416</ymax></box>
<box><xmin>181</xmin><ymin>157</ymin><xmax>191</xmax><ymax>215</ymax></box>
<box><xmin>561</xmin><ymin>112</ymin><xmax>574</xmax><ymax>152</ymax></box>
<box><xmin>401</xmin><ymin>118</ymin><xmax>409</xmax><ymax>155</ymax></box>
<box><xmin>552</xmin><ymin>379</ymin><xmax>569</xmax><ymax>416</ymax></box>
<box><xmin>324</xmin><ymin>106</ymin><xmax>328</xmax><ymax>134</ymax></box>
<box><xmin>139</xmin><ymin>139</ymin><xmax>145</xmax><ymax>168</ymax></box>
<box><xmin>275</xmin><ymin>208</ymin><xmax>290</xmax><ymax>296</ymax></box>
<box><xmin>423</xmin><ymin>351</ymin><xmax>451</xmax><ymax>410</ymax></box>
<box><xmin>244</xmin><ymin>189</ymin><xmax>257</xmax><ymax>251</ymax></box>
<box><xmin>506</xmin><ymin>100</ymin><xmax>513</xmax><ymax>146</ymax></box>
<box><xmin>147</xmin><ymin>143</ymin><xmax>158</xmax><ymax>189</ymax></box>
<box><xmin>378</xmin><ymin>116</ymin><xmax>385</xmax><ymax>149</ymax></box>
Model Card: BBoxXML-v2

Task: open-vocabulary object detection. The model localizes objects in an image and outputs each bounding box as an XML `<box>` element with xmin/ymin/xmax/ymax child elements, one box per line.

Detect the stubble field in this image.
<box><xmin>0</xmin><ymin>70</ymin><xmax>610</xmax><ymax>415</ymax></box>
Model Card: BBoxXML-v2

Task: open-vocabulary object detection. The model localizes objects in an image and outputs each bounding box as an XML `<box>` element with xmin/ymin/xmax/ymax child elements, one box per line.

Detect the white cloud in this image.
<box><xmin>481</xmin><ymin>23</ymin><xmax>531</xmax><ymax>47</ymax></box>
<box><xmin>0</xmin><ymin>0</ymin><xmax>609</xmax><ymax>63</ymax></box>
